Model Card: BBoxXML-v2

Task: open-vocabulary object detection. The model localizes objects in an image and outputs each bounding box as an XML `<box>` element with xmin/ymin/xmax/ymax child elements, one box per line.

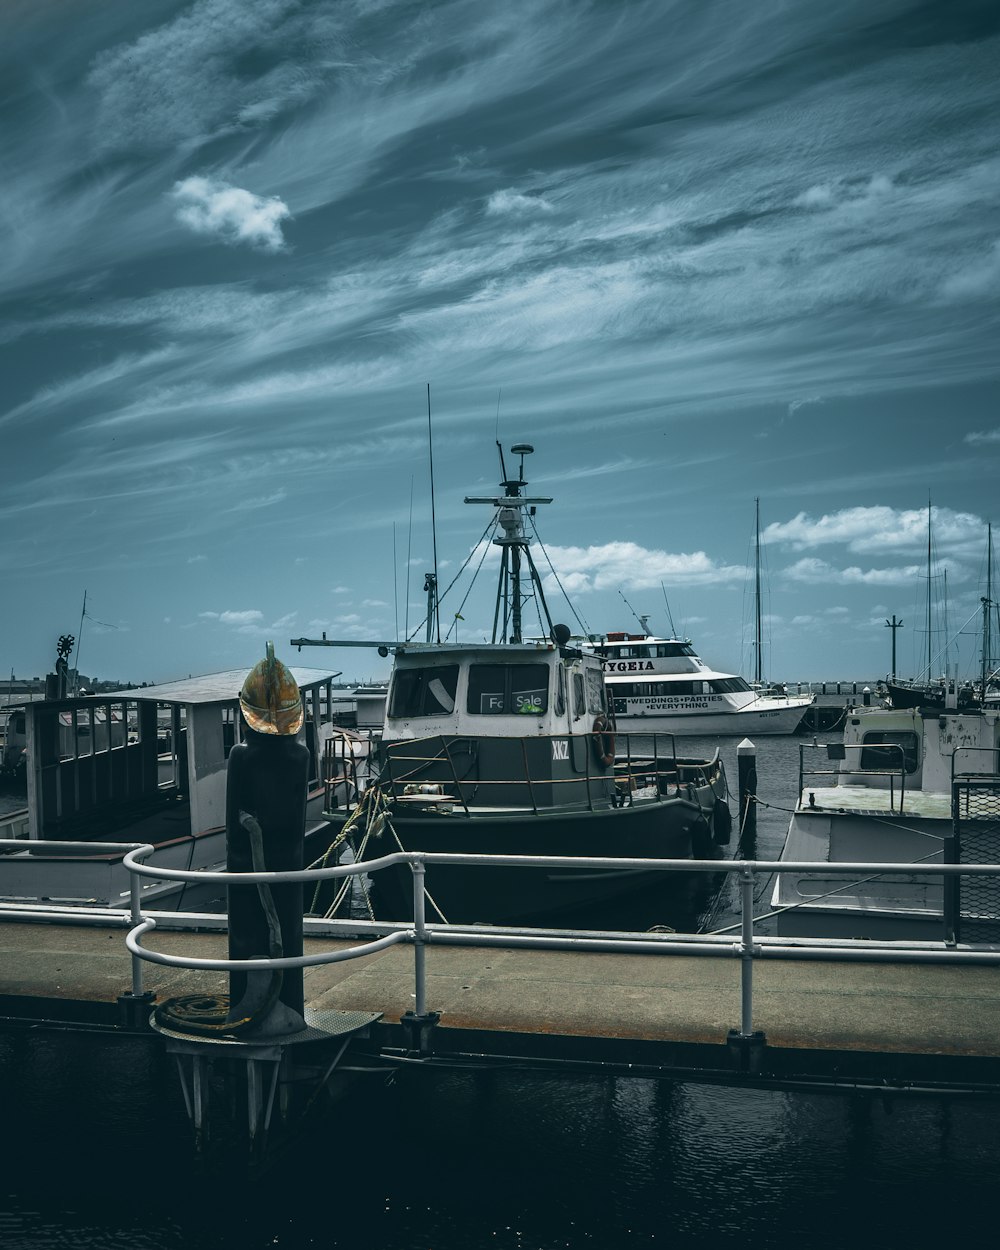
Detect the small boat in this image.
<box><xmin>593</xmin><ymin>631</ymin><xmax>813</xmax><ymax>736</ymax></box>
<box><xmin>0</xmin><ymin>663</ymin><xmax>344</xmax><ymax>911</ymax></box>
<box><xmin>302</xmin><ymin>444</ymin><xmax>731</xmax><ymax>927</ymax></box>
<box><xmin>772</xmin><ymin>693</ymin><xmax>1000</xmax><ymax>940</ymax></box>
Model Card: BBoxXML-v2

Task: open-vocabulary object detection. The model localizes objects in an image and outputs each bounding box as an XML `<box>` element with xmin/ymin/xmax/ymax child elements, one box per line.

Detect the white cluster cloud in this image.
<box><xmin>543</xmin><ymin>542</ymin><xmax>745</xmax><ymax>593</ymax></box>
<box><xmin>763</xmin><ymin>506</ymin><xmax>986</xmax><ymax>558</ymax></box>
<box><xmin>783</xmin><ymin>558</ymin><xmax>923</xmax><ymax>587</ymax></box>
<box><xmin>172</xmin><ymin>177</ymin><xmax>291</xmax><ymax>251</ymax></box>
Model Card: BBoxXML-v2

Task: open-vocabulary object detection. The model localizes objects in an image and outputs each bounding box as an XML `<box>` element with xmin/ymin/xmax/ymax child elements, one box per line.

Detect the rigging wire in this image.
<box><xmin>408</xmin><ymin>514</ymin><xmax>500</xmax><ymax>642</ymax></box>
<box><xmin>527</xmin><ymin>511</ymin><xmax>592</xmax><ymax>638</ymax></box>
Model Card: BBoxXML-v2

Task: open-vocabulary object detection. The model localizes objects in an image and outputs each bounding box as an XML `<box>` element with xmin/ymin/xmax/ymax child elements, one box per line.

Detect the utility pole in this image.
<box><xmin>885</xmin><ymin>615</ymin><xmax>904</xmax><ymax>681</ymax></box>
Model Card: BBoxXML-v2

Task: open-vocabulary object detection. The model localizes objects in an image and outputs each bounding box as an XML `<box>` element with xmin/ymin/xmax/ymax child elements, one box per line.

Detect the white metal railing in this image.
<box><xmin>4</xmin><ymin>840</ymin><xmax>1000</xmax><ymax>1042</ymax></box>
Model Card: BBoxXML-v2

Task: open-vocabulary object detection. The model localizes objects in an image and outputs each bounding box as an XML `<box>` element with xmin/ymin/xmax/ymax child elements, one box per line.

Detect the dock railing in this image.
<box><xmin>3</xmin><ymin>840</ymin><xmax>1000</xmax><ymax>1046</ymax></box>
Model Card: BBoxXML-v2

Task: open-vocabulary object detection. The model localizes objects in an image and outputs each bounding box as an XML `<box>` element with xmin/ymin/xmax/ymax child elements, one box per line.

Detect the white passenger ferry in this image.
<box><xmin>591</xmin><ymin>631</ymin><xmax>813</xmax><ymax>736</ymax></box>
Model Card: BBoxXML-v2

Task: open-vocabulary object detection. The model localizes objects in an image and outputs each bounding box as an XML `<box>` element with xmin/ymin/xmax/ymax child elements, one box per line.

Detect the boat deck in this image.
<box><xmin>801</xmin><ymin>785</ymin><xmax>953</xmax><ymax>821</ymax></box>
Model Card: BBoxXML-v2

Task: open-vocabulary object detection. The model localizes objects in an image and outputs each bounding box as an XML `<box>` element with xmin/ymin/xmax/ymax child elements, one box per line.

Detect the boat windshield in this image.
<box><xmin>467</xmin><ymin>663</ymin><xmax>549</xmax><ymax>715</ymax></box>
<box><xmin>712</xmin><ymin>677</ymin><xmax>752</xmax><ymax>693</ymax></box>
<box><xmin>388</xmin><ymin>665</ymin><xmax>459</xmax><ymax>718</ymax></box>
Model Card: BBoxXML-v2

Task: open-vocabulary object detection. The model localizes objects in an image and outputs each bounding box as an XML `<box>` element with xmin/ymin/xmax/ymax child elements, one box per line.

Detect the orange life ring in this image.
<box><xmin>591</xmin><ymin>715</ymin><xmax>616</xmax><ymax>768</ymax></box>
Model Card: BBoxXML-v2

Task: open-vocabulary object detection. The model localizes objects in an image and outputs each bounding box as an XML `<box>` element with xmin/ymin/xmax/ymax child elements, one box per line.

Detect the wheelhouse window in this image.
<box><xmin>585</xmin><ymin>667</ymin><xmax>606</xmax><ymax>714</ymax></box>
<box><xmin>859</xmin><ymin>731</ymin><xmax>919</xmax><ymax>774</ymax></box>
<box><xmin>573</xmin><ymin>671</ymin><xmax>586</xmax><ymax>717</ymax></box>
<box><xmin>467</xmin><ymin>664</ymin><xmax>548</xmax><ymax>715</ymax></box>
<box><xmin>654</xmin><ymin>643</ymin><xmax>696</xmax><ymax>658</ymax></box>
<box><xmin>711</xmin><ymin>677</ymin><xmax>752</xmax><ymax>694</ymax></box>
<box><xmin>388</xmin><ymin>665</ymin><xmax>459</xmax><ymax>718</ymax></box>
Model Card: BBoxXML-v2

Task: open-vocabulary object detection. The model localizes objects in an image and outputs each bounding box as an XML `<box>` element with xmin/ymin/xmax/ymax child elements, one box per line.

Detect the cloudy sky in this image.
<box><xmin>3</xmin><ymin>0</ymin><xmax>999</xmax><ymax>687</ymax></box>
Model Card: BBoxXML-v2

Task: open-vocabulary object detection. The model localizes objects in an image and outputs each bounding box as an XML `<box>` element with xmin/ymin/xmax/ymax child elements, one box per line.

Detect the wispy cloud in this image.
<box><xmin>200</xmin><ymin>609</ymin><xmax>264</xmax><ymax>625</ymax></box>
<box><xmin>965</xmin><ymin>427</ymin><xmax>1000</xmax><ymax>445</ymax></box>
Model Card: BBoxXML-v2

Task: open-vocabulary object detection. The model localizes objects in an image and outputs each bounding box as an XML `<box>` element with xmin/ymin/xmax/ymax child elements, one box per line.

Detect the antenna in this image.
<box><xmin>660</xmin><ymin>582</ymin><xmax>678</xmax><ymax>637</ymax></box>
<box><xmin>618</xmin><ymin>587</ymin><xmax>649</xmax><ymax>634</ymax></box>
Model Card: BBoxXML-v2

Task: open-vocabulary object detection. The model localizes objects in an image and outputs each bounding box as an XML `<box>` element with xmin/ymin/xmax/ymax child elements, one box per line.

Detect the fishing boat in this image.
<box><xmin>295</xmin><ymin>443</ymin><xmax>730</xmax><ymax>926</ymax></box>
<box><xmin>772</xmin><ymin>685</ymin><xmax>1000</xmax><ymax>941</ymax></box>
<box><xmin>0</xmin><ymin>661</ymin><xmax>347</xmax><ymax>912</ymax></box>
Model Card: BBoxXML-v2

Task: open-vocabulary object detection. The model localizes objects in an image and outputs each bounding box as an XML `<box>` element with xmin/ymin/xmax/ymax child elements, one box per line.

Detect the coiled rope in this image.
<box><xmin>154</xmin><ymin>809</ymin><xmax>284</xmax><ymax>1037</ymax></box>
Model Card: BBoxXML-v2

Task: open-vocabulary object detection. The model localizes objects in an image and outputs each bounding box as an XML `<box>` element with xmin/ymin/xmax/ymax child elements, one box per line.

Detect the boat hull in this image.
<box><xmin>612</xmin><ymin>699</ymin><xmax>811</xmax><ymax>737</ymax></box>
<box><xmin>323</xmin><ymin>789</ymin><xmax>723</xmax><ymax>926</ymax></box>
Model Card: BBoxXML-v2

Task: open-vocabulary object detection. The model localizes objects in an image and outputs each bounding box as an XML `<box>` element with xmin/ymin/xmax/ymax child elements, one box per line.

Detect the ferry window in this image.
<box><xmin>626</xmin><ymin>646</ymin><xmax>651</xmax><ymax>659</ymax></box>
<box><xmin>585</xmin><ymin>667</ymin><xmax>605</xmax><ymax>714</ymax></box>
<box><xmin>573</xmin><ymin>672</ymin><xmax>586</xmax><ymax>717</ymax></box>
<box><xmin>667</xmin><ymin>681</ymin><xmax>695</xmax><ymax>696</ymax></box>
<box><xmin>388</xmin><ymin>665</ymin><xmax>459</xmax><ymax>718</ymax></box>
<box><xmin>711</xmin><ymin>678</ymin><xmax>752</xmax><ymax>694</ymax></box>
<box><xmin>467</xmin><ymin>664</ymin><xmax>548</xmax><ymax>715</ymax></box>
<box><xmin>654</xmin><ymin>643</ymin><xmax>696</xmax><ymax>658</ymax></box>
<box><xmin>860</xmin><ymin>731</ymin><xmax>919</xmax><ymax>773</ymax></box>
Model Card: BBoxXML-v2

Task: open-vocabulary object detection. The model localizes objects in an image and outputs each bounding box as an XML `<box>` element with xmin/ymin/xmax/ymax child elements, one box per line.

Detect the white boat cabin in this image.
<box><xmin>828</xmin><ymin>704</ymin><xmax>1000</xmax><ymax>798</ymax></box>
<box><xmin>20</xmin><ymin>667</ymin><xmax>343</xmax><ymax>844</ymax></box>
<box><xmin>384</xmin><ymin>640</ymin><xmax>609</xmax><ymax>741</ymax></box>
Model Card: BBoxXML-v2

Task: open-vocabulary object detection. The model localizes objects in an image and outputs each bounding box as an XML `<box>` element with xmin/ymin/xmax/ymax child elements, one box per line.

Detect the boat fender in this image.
<box><xmin>591</xmin><ymin>715</ymin><xmax>616</xmax><ymax>768</ymax></box>
<box><xmin>712</xmin><ymin>800</ymin><xmax>733</xmax><ymax>845</ymax></box>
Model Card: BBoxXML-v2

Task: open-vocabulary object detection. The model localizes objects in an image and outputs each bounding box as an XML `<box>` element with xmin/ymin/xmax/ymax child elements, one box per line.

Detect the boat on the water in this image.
<box><xmin>772</xmin><ymin>692</ymin><xmax>1000</xmax><ymax>940</ymax></box>
<box><xmin>299</xmin><ymin>443</ymin><xmax>731</xmax><ymax>926</ymax></box>
<box><xmin>0</xmin><ymin>662</ymin><xmax>348</xmax><ymax>911</ymax></box>
<box><xmin>592</xmin><ymin>631</ymin><xmax>813</xmax><ymax>736</ymax></box>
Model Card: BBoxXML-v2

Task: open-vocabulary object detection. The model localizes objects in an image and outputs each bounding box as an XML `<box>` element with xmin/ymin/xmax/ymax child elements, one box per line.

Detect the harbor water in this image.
<box><xmin>2</xmin><ymin>731</ymin><xmax>999</xmax><ymax>1246</ymax></box>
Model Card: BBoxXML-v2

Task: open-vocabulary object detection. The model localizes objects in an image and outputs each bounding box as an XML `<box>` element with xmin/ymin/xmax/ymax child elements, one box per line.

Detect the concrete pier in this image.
<box><xmin>1</xmin><ymin>918</ymin><xmax>998</xmax><ymax>1089</ymax></box>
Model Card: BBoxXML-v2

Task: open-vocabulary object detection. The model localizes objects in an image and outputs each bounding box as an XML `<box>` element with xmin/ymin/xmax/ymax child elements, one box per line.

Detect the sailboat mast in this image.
<box><xmin>71</xmin><ymin>590</ymin><xmax>87</xmax><ymax>695</ymax></box>
<box><xmin>983</xmin><ymin>522</ymin><xmax>993</xmax><ymax>697</ymax></box>
<box><xmin>926</xmin><ymin>497</ymin><xmax>932</xmax><ymax>679</ymax></box>
<box><xmin>754</xmin><ymin>497</ymin><xmax>763</xmax><ymax>685</ymax></box>
<box><xmin>426</xmin><ymin>384</ymin><xmax>441</xmax><ymax>644</ymax></box>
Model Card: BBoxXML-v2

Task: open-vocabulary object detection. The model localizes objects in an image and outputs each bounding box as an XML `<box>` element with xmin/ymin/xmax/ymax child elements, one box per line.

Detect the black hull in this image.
<box><xmin>887</xmin><ymin>681</ymin><xmax>978</xmax><ymax>711</ymax></box>
<box><xmin>323</xmin><ymin>792</ymin><xmax>722</xmax><ymax>926</ymax></box>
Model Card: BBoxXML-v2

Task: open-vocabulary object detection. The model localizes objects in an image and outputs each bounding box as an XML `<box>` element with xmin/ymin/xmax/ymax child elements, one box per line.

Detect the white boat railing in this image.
<box><xmin>5</xmin><ymin>840</ymin><xmax>999</xmax><ymax>1046</ymax></box>
<box><xmin>798</xmin><ymin>739</ymin><xmax>909</xmax><ymax>811</ymax></box>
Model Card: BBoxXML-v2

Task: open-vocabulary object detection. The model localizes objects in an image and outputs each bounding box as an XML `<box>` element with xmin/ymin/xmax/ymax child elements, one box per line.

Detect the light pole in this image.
<box><xmin>885</xmin><ymin>615</ymin><xmax>904</xmax><ymax>682</ymax></box>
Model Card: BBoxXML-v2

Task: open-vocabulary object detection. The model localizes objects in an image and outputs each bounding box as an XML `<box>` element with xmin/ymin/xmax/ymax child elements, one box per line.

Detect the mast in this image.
<box><xmin>426</xmin><ymin>384</ymin><xmax>441</xmax><ymax>644</ymax></box>
<box><xmin>465</xmin><ymin>444</ymin><xmax>554</xmax><ymax>644</ymax></box>
<box><xmin>754</xmin><ymin>498</ymin><xmax>763</xmax><ymax>685</ymax></box>
<box><xmin>982</xmin><ymin>522</ymin><xmax>993</xmax><ymax>698</ymax></box>
<box><xmin>71</xmin><ymin>590</ymin><xmax>87</xmax><ymax>695</ymax></box>
<box><xmin>926</xmin><ymin>496</ymin><xmax>932</xmax><ymax>679</ymax></box>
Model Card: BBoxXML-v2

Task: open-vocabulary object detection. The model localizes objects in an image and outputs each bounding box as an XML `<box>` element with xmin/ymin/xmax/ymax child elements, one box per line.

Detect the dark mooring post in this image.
<box><xmin>737</xmin><ymin>738</ymin><xmax>757</xmax><ymax>844</ymax></box>
<box><xmin>226</xmin><ymin>642</ymin><xmax>311</xmax><ymax>1036</ymax></box>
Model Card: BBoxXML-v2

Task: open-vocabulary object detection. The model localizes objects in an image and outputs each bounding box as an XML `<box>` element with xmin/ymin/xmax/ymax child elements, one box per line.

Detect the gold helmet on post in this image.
<box><xmin>239</xmin><ymin>641</ymin><xmax>303</xmax><ymax>736</ymax></box>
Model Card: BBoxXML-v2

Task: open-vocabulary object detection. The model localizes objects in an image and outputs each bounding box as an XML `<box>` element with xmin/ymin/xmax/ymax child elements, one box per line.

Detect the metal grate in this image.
<box><xmin>951</xmin><ymin>780</ymin><xmax>1000</xmax><ymax>944</ymax></box>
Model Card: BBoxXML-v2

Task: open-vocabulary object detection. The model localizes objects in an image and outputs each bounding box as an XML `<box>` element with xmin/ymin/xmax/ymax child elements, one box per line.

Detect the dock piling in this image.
<box><xmin>737</xmin><ymin>738</ymin><xmax>757</xmax><ymax>842</ymax></box>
